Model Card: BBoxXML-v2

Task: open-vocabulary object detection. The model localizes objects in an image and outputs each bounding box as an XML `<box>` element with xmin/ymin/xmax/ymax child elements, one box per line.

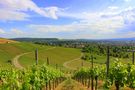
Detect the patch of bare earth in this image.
<box><xmin>0</xmin><ymin>38</ymin><xmax>17</xmax><ymax>44</ymax></box>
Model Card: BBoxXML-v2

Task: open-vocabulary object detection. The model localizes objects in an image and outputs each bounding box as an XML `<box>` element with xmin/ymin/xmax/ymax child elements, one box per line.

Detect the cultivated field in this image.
<box><xmin>0</xmin><ymin>41</ymin><xmax>132</xmax><ymax>70</ymax></box>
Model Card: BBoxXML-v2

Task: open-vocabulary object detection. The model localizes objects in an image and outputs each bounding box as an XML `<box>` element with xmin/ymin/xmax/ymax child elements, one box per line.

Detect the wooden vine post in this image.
<box><xmin>56</xmin><ymin>64</ymin><xmax>58</xmax><ymax>69</ymax></box>
<box><xmin>35</xmin><ymin>48</ymin><xmax>38</xmax><ymax>65</ymax></box>
<box><xmin>106</xmin><ymin>46</ymin><xmax>110</xmax><ymax>77</ymax></box>
<box><xmin>47</xmin><ymin>57</ymin><xmax>49</xmax><ymax>65</ymax></box>
<box><xmin>90</xmin><ymin>55</ymin><xmax>94</xmax><ymax>90</ymax></box>
<box><xmin>127</xmin><ymin>50</ymin><xmax>135</xmax><ymax>65</ymax></box>
<box><xmin>133</xmin><ymin>51</ymin><xmax>134</xmax><ymax>65</ymax></box>
<box><xmin>81</xmin><ymin>60</ymin><xmax>84</xmax><ymax>67</ymax></box>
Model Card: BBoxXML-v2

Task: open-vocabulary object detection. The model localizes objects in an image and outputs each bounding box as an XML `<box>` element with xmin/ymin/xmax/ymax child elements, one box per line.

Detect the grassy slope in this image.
<box><xmin>19</xmin><ymin>47</ymin><xmax>81</xmax><ymax>68</ymax></box>
<box><xmin>0</xmin><ymin>41</ymin><xmax>132</xmax><ymax>70</ymax></box>
<box><xmin>66</xmin><ymin>59</ymin><xmax>97</xmax><ymax>69</ymax></box>
<box><xmin>66</xmin><ymin>53</ymin><xmax>132</xmax><ymax>70</ymax></box>
<box><xmin>0</xmin><ymin>42</ymin><xmax>51</xmax><ymax>68</ymax></box>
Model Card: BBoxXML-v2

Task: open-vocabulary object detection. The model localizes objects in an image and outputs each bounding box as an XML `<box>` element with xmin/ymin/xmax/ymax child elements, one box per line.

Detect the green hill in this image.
<box><xmin>0</xmin><ymin>42</ymin><xmax>83</xmax><ymax>70</ymax></box>
<box><xmin>0</xmin><ymin>42</ymin><xmax>52</xmax><ymax>69</ymax></box>
<box><xmin>19</xmin><ymin>47</ymin><xmax>81</xmax><ymax>68</ymax></box>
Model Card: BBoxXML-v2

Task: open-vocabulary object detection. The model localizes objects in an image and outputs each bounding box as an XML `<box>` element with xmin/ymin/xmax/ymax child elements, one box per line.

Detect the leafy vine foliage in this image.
<box><xmin>72</xmin><ymin>60</ymin><xmax>135</xmax><ymax>90</ymax></box>
<box><xmin>0</xmin><ymin>64</ymin><xmax>65</xmax><ymax>90</ymax></box>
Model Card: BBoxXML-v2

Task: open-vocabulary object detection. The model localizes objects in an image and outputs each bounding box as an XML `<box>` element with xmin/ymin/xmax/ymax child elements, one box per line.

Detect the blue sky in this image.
<box><xmin>0</xmin><ymin>0</ymin><xmax>135</xmax><ymax>39</ymax></box>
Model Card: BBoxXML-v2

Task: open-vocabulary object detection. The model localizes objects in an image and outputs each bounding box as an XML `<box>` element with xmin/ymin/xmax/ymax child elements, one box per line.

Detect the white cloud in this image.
<box><xmin>0</xmin><ymin>28</ymin><xmax>5</xmax><ymax>34</ymax></box>
<box><xmin>44</xmin><ymin>7</ymin><xmax>59</xmax><ymax>19</ymax></box>
<box><xmin>0</xmin><ymin>0</ymin><xmax>134</xmax><ymax>39</ymax></box>
<box><xmin>11</xmin><ymin>29</ymin><xmax>24</xmax><ymax>35</ymax></box>
<box><xmin>124</xmin><ymin>0</ymin><xmax>131</xmax><ymax>2</ymax></box>
<box><xmin>17</xmin><ymin>3</ymin><xmax>135</xmax><ymax>39</ymax></box>
<box><xmin>101</xmin><ymin>6</ymin><xmax>135</xmax><ymax>25</ymax></box>
<box><xmin>0</xmin><ymin>0</ymin><xmax>60</xmax><ymax>21</ymax></box>
<box><xmin>29</xmin><ymin>17</ymin><xmax>123</xmax><ymax>34</ymax></box>
<box><xmin>58</xmin><ymin>12</ymin><xmax>101</xmax><ymax>23</ymax></box>
<box><xmin>29</xmin><ymin>6</ymin><xmax>135</xmax><ymax>37</ymax></box>
<box><xmin>0</xmin><ymin>9</ymin><xmax>29</xmax><ymax>21</ymax></box>
<box><xmin>108</xmin><ymin>6</ymin><xmax>119</xmax><ymax>10</ymax></box>
<box><xmin>124</xmin><ymin>6</ymin><xmax>133</xmax><ymax>11</ymax></box>
<box><xmin>104</xmin><ymin>31</ymin><xmax>135</xmax><ymax>39</ymax></box>
<box><xmin>29</xmin><ymin>24</ymin><xmax>89</xmax><ymax>33</ymax></box>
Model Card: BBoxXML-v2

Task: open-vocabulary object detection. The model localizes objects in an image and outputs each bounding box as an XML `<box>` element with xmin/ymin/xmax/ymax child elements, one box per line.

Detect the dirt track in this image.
<box><xmin>12</xmin><ymin>52</ymin><xmax>31</xmax><ymax>69</ymax></box>
<box><xmin>12</xmin><ymin>47</ymin><xmax>56</xmax><ymax>69</ymax></box>
<box><xmin>63</xmin><ymin>53</ymin><xmax>83</xmax><ymax>70</ymax></box>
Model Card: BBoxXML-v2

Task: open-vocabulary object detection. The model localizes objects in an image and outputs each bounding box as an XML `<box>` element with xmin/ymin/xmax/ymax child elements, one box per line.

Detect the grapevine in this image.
<box><xmin>0</xmin><ymin>64</ymin><xmax>65</xmax><ymax>90</ymax></box>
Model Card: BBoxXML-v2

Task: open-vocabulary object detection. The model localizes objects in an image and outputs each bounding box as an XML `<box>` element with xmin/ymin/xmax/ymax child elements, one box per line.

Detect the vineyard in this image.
<box><xmin>72</xmin><ymin>46</ymin><xmax>135</xmax><ymax>90</ymax></box>
<box><xmin>1</xmin><ymin>42</ymin><xmax>135</xmax><ymax>89</ymax></box>
<box><xmin>72</xmin><ymin>60</ymin><xmax>135</xmax><ymax>90</ymax></box>
<box><xmin>1</xmin><ymin>0</ymin><xmax>135</xmax><ymax>89</ymax></box>
<box><xmin>0</xmin><ymin>64</ymin><xmax>65</xmax><ymax>90</ymax></box>
<box><xmin>1</xmin><ymin>59</ymin><xmax>135</xmax><ymax>90</ymax></box>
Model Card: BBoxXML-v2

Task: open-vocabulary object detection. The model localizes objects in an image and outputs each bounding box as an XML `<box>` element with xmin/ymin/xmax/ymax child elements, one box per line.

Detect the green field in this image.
<box><xmin>0</xmin><ymin>42</ymin><xmax>133</xmax><ymax>70</ymax></box>
<box><xmin>19</xmin><ymin>47</ymin><xmax>81</xmax><ymax>68</ymax></box>
<box><xmin>0</xmin><ymin>42</ymin><xmax>51</xmax><ymax>68</ymax></box>
<box><xmin>0</xmin><ymin>42</ymin><xmax>82</xmax><ymax>70</ymax></box>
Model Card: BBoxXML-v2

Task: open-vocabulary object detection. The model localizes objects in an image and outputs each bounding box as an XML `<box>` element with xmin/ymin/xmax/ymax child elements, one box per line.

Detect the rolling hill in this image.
<box><xmin>0</xmin><ymin>41</ymin><xmax>84</xmax><ymax>70</ymax></box>
<box><xmin>0</xmin><ymin>40</ymin><xmax>132</xmax><ymax>70</ymax></box>
<box><xmin>0</xmin><ymin>42</ymin><xmax>52</xmax><ymax>69</ymax></box>
<box><xmin>0</xmin><ymin>38</ymin><xmax>17</xmax><ymax>44</ymax></box>
<box><xmin>19</xmin><ymin>47</ymin><xmax>81</xmax><ymax>68</ymax></box>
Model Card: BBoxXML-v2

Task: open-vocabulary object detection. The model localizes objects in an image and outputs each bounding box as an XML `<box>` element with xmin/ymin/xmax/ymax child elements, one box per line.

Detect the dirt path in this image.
<box><xmin>63</xmin><ymin>53</ymin><xmax>83</xmax><ymax>70</ymax></box>
<box><xmin>55</xmin><ymin>78</ymin><xmax>87</xmax><ymax>90</ymax></box>
<box><xmin>12</xmin><ymin>52</ymin><xmax>31</xmax><ymax>69</ymax></box>
<box><xmin>12</xmin><ymin>47</ymin><xmax>56</xmax><ymax>69</ymax></box>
